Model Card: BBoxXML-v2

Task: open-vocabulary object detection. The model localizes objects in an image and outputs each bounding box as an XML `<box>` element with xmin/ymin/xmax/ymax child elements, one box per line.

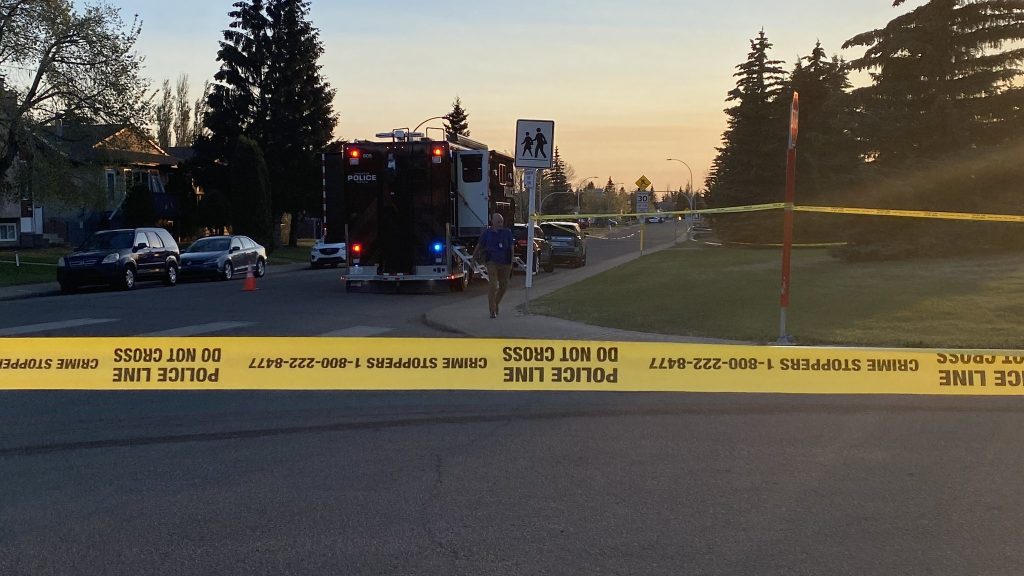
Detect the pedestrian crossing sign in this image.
<box><xmin>515</xmin><ymin>119</ymin><xmax>555</xmax><ymax>169</ymax></box>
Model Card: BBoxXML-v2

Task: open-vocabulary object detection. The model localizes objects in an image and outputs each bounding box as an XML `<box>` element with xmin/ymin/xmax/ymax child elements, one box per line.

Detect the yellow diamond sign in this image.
<box><xmin>635</xmin><ymin>175</ymin><xmax>651</xmax><ymax>190</ymax></box>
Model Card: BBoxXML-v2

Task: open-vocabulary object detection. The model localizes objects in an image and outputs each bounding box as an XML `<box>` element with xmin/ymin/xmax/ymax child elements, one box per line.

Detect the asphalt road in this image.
<box><xmin>10</xmin><ymin>220</ymin><xmax>1013</xmax><ymax>574</ymax></box>
<box><xmin>0</xmin><ymin>221</ymin><xmax>681</xmax><ymax>338</ymax></box>
<box><xmin>2</xmin><ymin>391</ymin><xmax>1023</xmax><ymax>575</ymax></box>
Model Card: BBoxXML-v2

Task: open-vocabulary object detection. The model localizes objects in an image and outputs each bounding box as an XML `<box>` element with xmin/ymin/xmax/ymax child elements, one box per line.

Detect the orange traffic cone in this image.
<box><xmin>243</xmin><ymin>268</ymin><xmax>257</xmax><ymax>292</ymax></box>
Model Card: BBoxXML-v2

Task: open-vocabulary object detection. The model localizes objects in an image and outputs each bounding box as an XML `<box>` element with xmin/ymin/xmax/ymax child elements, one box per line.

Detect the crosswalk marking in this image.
<box><xmin>318</xmin><ymin>326</ymin><xmax>392</xmax><ymax>337</ymax></box>
<box><xmin>0</xmin><ymin>318</ymin><xmax>117</xmax><ymax>336</ymax></box>
<box><xmin>138</xmin><ymin>322</ymin><xmax>255</xmax><ymax>337</ymax></box>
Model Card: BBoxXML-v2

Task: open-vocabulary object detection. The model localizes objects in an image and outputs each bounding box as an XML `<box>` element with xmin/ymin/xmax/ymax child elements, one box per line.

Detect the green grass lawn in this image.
<box><xmin>269</xmin><ymin>240</ymin><xmax>315</xmax><ymax>265</ymax></box>
<box><xmin>0</xmin><ymin>248</ymin><xmax>67</xmax><ymax>287</ymax></box>
<box><xmin>532</xmin><ymin>246</ymin><xmax>1024</xmax><ymax>349</ymax></box>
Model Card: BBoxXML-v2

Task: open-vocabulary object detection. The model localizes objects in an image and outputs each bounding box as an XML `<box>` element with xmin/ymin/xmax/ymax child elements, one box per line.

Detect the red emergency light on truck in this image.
<box><xmin>322</xmin><ymin>130</ymin><xmax>516</xmax><ymax>292</ymax></box>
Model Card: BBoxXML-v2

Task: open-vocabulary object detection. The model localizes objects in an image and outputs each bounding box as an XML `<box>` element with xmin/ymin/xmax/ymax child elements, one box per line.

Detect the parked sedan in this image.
<box><xmin>513</xmin><ymin>223</ymin><xmax>554</xmax><ymax>274</ymax></box>
<box><xmin>180</xmin><ymin>235</ymin><xmax>267</xmax><ymax>281</ymax></box>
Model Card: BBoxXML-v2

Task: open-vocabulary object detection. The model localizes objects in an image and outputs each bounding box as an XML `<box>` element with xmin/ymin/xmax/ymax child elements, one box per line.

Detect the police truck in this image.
<box><xmin>322</xmin><ymin>130</ymin><xmax>516</xmax><ymax>292</ymax></box>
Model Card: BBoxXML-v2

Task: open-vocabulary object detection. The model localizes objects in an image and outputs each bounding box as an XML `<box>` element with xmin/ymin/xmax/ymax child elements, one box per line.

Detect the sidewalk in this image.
<box><xmin>423</xmin><ymin>232</ymin><xmax>746</xmax><ymax>344</ymax></box>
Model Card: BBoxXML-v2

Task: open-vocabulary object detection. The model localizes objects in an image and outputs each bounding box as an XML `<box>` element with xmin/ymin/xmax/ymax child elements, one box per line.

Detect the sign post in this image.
<box><xmin>515</xmin><ymin>119</ymin><xmax>555</xmax><ymax>314</ymax></box>
<box><xmin>635</xmin><ymin>176</ymin><xmax>651</xmax><ymax>256</ymax></box>
<box><xmin>779</xmin><ymin>91</ymin><xmax>799</xmax><ymax>344</ymax></box>
<box><xmin>524</xmin><ymin>168</ymin><xmax>538</xmax><ymax>313</ymax></box>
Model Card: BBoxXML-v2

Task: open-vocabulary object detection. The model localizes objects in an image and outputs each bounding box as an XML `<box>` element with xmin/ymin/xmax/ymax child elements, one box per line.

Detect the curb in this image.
<box><xmin>0</xmin><ymin>287</ymin><xmax>61</xmax><ymax>302</ymax></box>
<box><xmin>0</xmin><ymin>262</ymin><xmax>314</xmax><ymax>302</ymax></box>
<box><xmin>420</xmin><ymin>313</ymin><xmax>469</xmax><ymax>336</ymax></box>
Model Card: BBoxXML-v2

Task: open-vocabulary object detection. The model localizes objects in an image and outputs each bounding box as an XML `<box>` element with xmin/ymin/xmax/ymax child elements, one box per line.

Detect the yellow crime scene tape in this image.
<box><xmin>2</xmin><ymin>337</ymin><xmax>1023</xmax><ymax>395</ymax></box>
<box><xmin>795</xmin><ymin>205</ymin><xmax>1024</xmax><ymax>223</ymax></box>
<box><xmin>534</xmin><ymin>203</ymin><xmax>1024</xmax><ymax>223</ymax></box>
<box><xmin>533</xmin><ymin>203</ymin><xmax>786</xmax><ymax>221</ymax></box>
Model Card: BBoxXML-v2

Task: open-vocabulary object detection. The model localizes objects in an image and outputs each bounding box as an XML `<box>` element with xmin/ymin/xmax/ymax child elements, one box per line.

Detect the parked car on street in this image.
<box><xmin>541</xmin><ymin>221</ymin><xmax>587</xmax><ymax>267</ymax></box>
<box><xmin>57</xmin><ymin>228</ymin><xmax>180</xmax><ymax>292</ymax></box>
<box><xmin>310</xmin><ymin>240</ymin><xmax>346</xmax><ymax>268</ymax></box>
<box><xmin>513</xmin><ymin>223</ymin><xmax>554</xmax><ymax>274</ymax></box>
<box><xmin>180</xmin><ymin>235</ymin><xmax>267</xmax><ymax>281</ymax></box>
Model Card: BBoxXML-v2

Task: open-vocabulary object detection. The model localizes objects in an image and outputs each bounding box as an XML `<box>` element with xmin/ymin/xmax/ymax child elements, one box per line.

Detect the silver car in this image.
<box><xmin>180</xmin><ymin>235</ymin><xmax>268</xmax><ymax>281</ymax></box>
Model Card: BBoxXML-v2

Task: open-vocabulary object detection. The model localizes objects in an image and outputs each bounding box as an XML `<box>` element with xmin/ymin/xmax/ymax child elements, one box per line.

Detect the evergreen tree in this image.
<box><xmin>706</xmin><ymin>29</ymin><xmax>789</xmax><ymax>208</ymax></box>
<box><xmin>787</xmin><ymin>41</ymin><xmax>860</xmax><ymax>201</ymax></box>
<box><xmin>200</xmin><ymin>0</ymin><xmax>337</xmax><ymax>246</ymax></box>
<box><xmin>705</xmin><ymin>29</ymin><xmax>789</xmax><ymax>240</ymax></box>
<box><xmin>540</xmin><ymin>147</ymin><xmax>572</xmax><ymax>213</ymax></box>
<box><xmin>843</xmin><ymin>0</ymin><xmax>1024</xmax><ymax>163</ymax></box>
<box><xmin>444</xmin><ymin>96</ymin><xmax>470</xmax><ymax>137</ymax></box>
<box><xmin>122</xmin><ymin>182</ymin><xmax>157</xmax><ymax>227</ymax></box>
<box><xmin>155</xmin><ymin>80</ymin><xmax>174</xmax><ymax>150</ymax></box>
<box><xmin>230</xmin><ymin>136</ymin><xmax>274</xmax><ymax>249</ymax></box>
<box><xmin>264</xmin><ymin>0</ymin><xmax>338</xmax><ymax>246</ymax></box>
<box><xmin>204</xmin><ymin>0</ymin><xmax>271</xmax><ymax>149</ymax></box>
<box><xmin>837</xmin><ymin>1</ymin><xmax>1024</xmax><ymax>257</ymax></box>
<box><xmin>198</xmin><ymin>188</ymin><xmax>232</xmax><ymax>235</ymax></box>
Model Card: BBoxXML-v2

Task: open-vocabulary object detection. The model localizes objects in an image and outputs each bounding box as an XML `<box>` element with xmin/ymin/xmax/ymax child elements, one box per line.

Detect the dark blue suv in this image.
<box><xmin>57</xmin><ymin>228</ymin><xmax>180</xmax><ymax>292</ymax></box>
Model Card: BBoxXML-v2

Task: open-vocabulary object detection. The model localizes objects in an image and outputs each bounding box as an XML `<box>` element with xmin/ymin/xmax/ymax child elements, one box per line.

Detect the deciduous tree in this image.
<box><xmin>0</xmin><ymin>0</ymin><xmax>150</xmax><ymax>188</ymax></box>
<box><xmin>155</xmin><ymin>79</ymin><xmax>174</xmax><ymax>149</ymax></box>
<box><xmin>173</xmin><ymin>74</ymin><xmax>192</xmax><ymax>147</ymax></box>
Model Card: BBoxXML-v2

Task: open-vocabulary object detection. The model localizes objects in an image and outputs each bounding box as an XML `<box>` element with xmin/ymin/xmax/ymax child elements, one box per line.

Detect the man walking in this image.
<box><xmin>533</xmin><ymin>128</ymin><xmax>548</xmax><ymax>159</ymax></box>
<box><xmin>474</xmin><ymin>213</ymin><xmax>514</xmax><ymax>318</ymax></box>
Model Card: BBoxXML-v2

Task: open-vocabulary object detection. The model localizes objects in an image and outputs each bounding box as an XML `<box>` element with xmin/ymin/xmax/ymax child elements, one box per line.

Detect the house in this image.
<box><xmin>0</xmin><ymin>123</ymin><xmax>187</xmax><ymax>247</ymax></box>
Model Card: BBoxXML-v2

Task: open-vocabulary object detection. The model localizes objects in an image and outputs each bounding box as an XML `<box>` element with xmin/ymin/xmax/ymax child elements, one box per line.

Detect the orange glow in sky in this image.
<box><xmin>119</xmin><ymin>0</ymin><xmax>922</xmax><ymax>196</ymax></box>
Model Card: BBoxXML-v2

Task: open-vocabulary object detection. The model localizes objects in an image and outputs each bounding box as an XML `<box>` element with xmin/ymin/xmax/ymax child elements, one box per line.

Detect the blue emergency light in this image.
<box><xmin>432</xmin><ymin>242</ymin><xmax>444</xmax><ymax>254</ymax></box>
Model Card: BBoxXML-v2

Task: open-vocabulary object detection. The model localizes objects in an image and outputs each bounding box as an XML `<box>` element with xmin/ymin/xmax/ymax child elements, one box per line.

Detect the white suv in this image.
<box><xmin>310</xmin><ymin>240</ymin><xmax>346</xmax><ymax>268</ymax></box>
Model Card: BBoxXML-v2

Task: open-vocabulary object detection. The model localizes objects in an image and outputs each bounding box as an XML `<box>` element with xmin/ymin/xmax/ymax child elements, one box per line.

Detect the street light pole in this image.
<box><xmin>414</xmin><ymin>115</ymin><xmax>448</xmax><ymax>135</ymax></box>
<box><xmin>666</xmin><ymin>158</ymin><xmax>695</xmax><ymax>213</ymax></box>
<box><xmin>539</xmin><ymin>190</ymin><xmax>574</xmax><ymax>214</ymax></box>
<box><xmin>574</xmin><ymin>176</ymin><xmax>600</xmax><ymax>217</ymax></box>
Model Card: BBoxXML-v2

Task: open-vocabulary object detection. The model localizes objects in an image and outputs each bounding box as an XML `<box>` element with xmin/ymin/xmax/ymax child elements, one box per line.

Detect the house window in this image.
<box><xmin>0</xmin><ymin>223</ymin><xmax>17</xmax><ymax>242</ymax></box>
<box><xmin>106</xmin><ymin>170</ymin><xmax>116</xmax><ymax>201</ymax></box>
<box><xmin>148</xmin><ymin>173</ymin><xmax>165</xmax><ymax>194</ymax></box>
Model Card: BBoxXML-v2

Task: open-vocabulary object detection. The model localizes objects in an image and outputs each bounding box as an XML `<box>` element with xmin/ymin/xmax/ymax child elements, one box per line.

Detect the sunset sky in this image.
<box><xmin>117</xmin><ymin>0</ymin><xmax>918</xmax><ymax>195</ymax></box>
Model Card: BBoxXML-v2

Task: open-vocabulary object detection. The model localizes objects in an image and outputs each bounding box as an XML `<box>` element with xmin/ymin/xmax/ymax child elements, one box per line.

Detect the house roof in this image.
<box><xmin>40</xmin><ymin>124</ymin><xmax>179</xmax><ymax>167</ymax></box>
<box><xmin>166</xmin><ymin>146</ymin><xmax>196</xmax><ymax>163</ymax></box>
